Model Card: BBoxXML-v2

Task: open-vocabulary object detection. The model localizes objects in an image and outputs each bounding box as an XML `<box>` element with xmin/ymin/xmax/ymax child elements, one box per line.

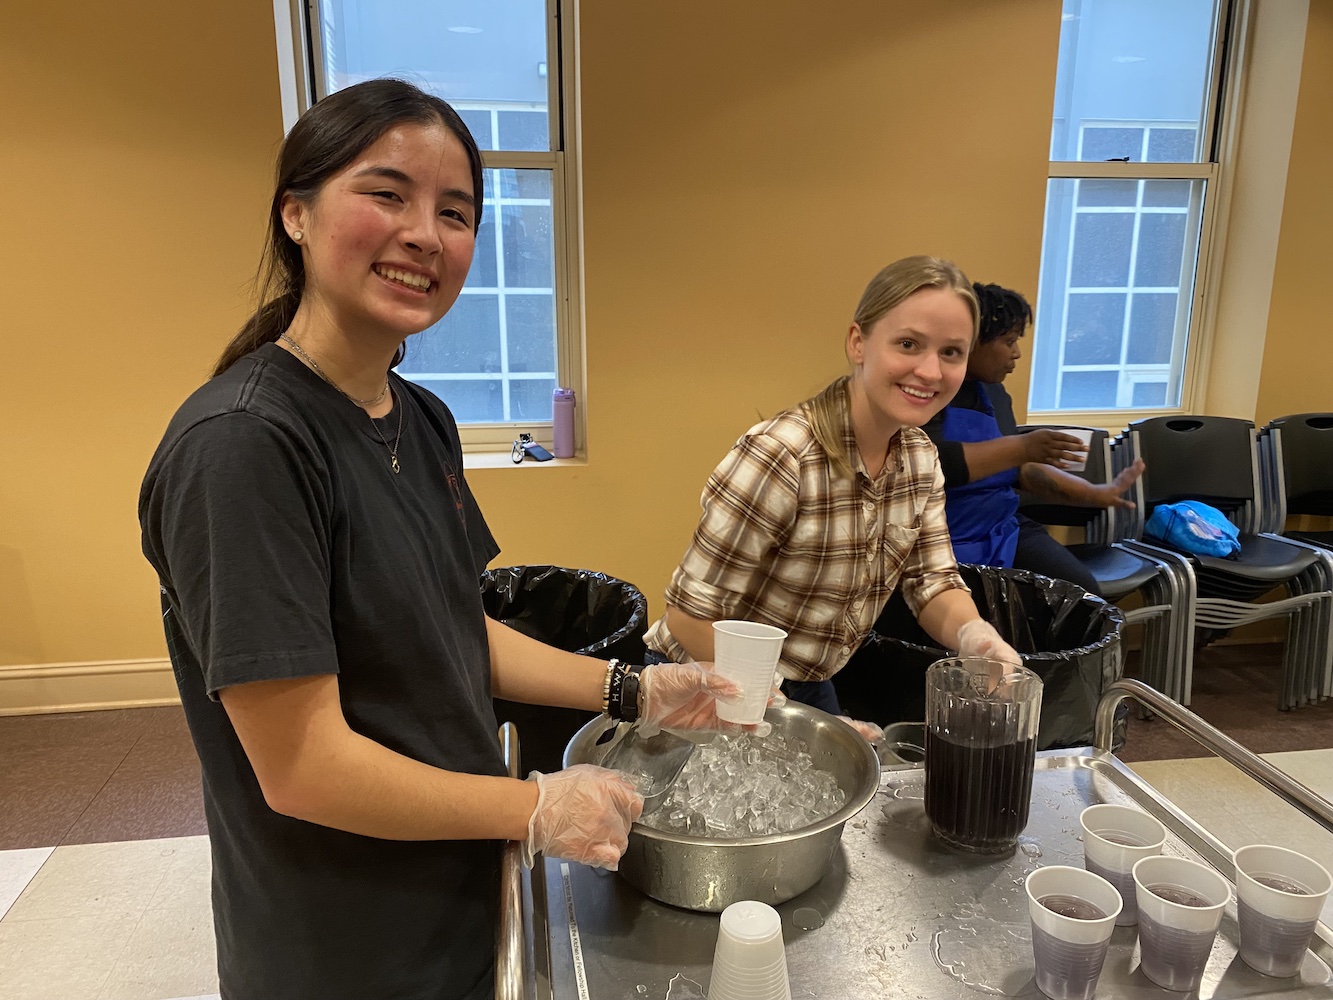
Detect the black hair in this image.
<box><xmin>972</xmin><ymin>282</ymin><xmax>1033</xmax><ymax>344</ymax></box>
<box><xmin>213</xmin><ymin>79</ymin><xmax>485</xmax><ymax>377</ymax></box>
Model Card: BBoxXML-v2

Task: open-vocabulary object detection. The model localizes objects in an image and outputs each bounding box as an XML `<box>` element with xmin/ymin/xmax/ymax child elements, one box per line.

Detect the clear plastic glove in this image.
<box><xmin>769</xmin><ymin>670</ymin><xmax>788</xmax><ymax>708</ymax></box>
<box><xmin>956</xmin><ymin>618</ymin><xmax>1022</xmax><ymax>668</ymax></box>
<box><xmin>636</xmin><ymin>661</ymin><xmax>747</xmax><ymax>738</ymax></box>
<box><xmin>836</xmin><ymin>716</ymin><xmax>884</xmax><ymax>742</ymax></box>
<box><xmin>522</xmin><ymin>764</ymin><xmax>643</xmax><ymax>871</ymax></box>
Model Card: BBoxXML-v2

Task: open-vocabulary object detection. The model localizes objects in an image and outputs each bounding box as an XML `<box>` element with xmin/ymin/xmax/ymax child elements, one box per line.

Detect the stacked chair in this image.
<box><xmin>1257</xmin><ymin>413</ymin><xmax>1333</xmax><ymax>701</ymax></box>
<box><xmin>1017</xmin><ymin>425</ymin><xmax>1196</xmax><ymax>706</ymax></box>
<box><xmin>1115</xmin><ymin>416</ymin><xmax>1332</xmax><ymax>710</ymax></box>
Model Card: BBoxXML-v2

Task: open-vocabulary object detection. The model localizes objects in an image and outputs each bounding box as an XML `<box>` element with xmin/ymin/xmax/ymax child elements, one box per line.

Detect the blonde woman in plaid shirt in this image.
<box><xmin>644</xmin><ymin>256</ymin><xmax>1021</xmax><ymax>734</ymax></box>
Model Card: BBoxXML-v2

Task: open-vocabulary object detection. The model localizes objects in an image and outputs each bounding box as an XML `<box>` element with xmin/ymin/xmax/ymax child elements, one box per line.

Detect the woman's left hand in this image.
<box><xmin>638</xmin><ymin>662</ymin><xmax>757</xmax><ymax>738</ymax></box>
<box><xmin>1092</xmin><ymin>458</ymin><xmax>1145</xmax><ymax>509</ymax></box>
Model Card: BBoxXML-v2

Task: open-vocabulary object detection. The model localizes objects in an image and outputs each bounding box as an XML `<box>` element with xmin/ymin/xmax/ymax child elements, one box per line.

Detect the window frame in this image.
<box><xmin>1030</xmin><ymin>0</ymin><xmax>1241</xmax><ymax>425</ymax></box>
<box><xmin>278</xmin><ymin>0</ymin><xmax>585</xmax><ymax>455</ymax></box>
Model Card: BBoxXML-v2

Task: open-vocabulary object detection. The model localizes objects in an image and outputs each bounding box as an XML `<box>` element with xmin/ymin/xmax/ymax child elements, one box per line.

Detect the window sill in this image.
<box><xmin>462</xmin><ymin>450</ymin><xmax>587</xmax><ymax>470</ymax></box>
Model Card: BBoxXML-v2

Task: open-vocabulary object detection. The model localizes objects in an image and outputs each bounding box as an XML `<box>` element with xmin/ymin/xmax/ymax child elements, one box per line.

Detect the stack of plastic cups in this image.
<box><xmin>1234</xmin><ymin>845</ymin><xmax>1332</xmax><ymax>978</ymax></box>
<box><xmin>1025</xmin><ymin>866</ymin><xmax>1122</xmax><ymax>1000</ymax></box>
<box><xmin>712</xmin><ymin>621</ymin><xmax>787</xmax><ymax>726</ymax></box>
<box><xmin>1079</xmin><ymin>805</ymin><xmax>1167</xmax><ymax>926</ymax></box>
<box><xmin>707</xmin><ymin>900</ymin><xmax>791</xmax><ymax>1000</ymax></box>
<box><xmin>1132</xmin><ymin>855</ymin><xmax>1230</xmax><ymax>992</ymax></box>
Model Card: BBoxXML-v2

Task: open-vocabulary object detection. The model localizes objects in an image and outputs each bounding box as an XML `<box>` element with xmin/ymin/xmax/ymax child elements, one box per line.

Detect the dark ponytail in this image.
<box><xmin>213</xmin><ymin>79</ymin><xmax>485</xmax><ymax>377</ymax></box>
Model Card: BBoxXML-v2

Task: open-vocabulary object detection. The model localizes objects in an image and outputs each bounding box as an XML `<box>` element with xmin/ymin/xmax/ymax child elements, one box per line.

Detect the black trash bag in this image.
<box><xmin>481</xmin><ymin>565</ymin><xmax>649</xmax><ymax>773</ymax></box>
<box><xmin>832</xmin><ymin>565</ymin><xmax>1124</xmax><ymax>751</ymax></box>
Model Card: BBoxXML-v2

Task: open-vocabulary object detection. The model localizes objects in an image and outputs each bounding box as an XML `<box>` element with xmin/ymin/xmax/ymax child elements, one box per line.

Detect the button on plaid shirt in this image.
<box><xmin>645</xmin><ymin>399</ymin><xmax>967</xmax><ymax>682</ymax></box>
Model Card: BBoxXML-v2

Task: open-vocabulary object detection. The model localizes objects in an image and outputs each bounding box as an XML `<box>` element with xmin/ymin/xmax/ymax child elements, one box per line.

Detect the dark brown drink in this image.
<box><xmin>1039</xmin><ymin>894</ymin><xmax>1107</xmax><ymax>920</ymax></box>
<box><xmin>1147</xmin><ymin>883</ymin><xmax>1210</xmax><ymax>907</ymax></box>
<box><xmin>924</xmin><ymin>730</ymin><xmax>1036</xmax><ymax>854</ymax></box>
<box><xmin>1252</xmin><ymin>874</ymin><xmax>1313</xmax><ymax>894</ymax></box>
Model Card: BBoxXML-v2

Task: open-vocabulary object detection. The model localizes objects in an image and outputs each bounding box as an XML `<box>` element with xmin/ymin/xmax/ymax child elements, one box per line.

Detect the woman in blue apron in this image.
<box><xmin>923</xmin><ymin>283</ymin><xmax>1144</xmax><ymax>596</ymax></box>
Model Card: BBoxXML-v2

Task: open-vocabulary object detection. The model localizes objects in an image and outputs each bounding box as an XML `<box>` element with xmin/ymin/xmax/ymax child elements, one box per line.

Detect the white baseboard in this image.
<box><xmin>0</xmin><ymin>659</ymin><xmax>179</xmax><ymax>716</ymax></box>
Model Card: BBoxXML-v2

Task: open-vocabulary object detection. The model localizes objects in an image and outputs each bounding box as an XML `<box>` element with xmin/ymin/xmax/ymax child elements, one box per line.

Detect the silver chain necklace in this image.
<box><xmin>279</xmin><ymin>334</ymin><xmax>403</xmax><ymax>474</ymax></box>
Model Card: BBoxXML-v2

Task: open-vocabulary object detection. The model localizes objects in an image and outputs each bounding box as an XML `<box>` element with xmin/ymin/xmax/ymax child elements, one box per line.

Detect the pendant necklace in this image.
<box><xmin>279</xmin><ymin>334</ymin><xmax>403</xmax><ymax>474</ymax></box>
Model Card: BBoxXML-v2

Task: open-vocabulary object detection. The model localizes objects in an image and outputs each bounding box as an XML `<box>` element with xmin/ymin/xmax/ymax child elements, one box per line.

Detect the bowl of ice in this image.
<box><xmin>564</xmin><ymin>702</ymin><xmax>880</xmax><ymax>911</ymax></box>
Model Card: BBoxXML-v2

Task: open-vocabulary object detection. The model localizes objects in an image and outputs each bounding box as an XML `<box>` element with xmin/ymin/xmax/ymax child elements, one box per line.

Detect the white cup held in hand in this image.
<box><xmin>1233</xmin><ymin>844</ymin><xmax>1332</xmax><ymax>978</ymax></box>
<box><xmin>1025</xmin><ymin>865</ymin><xmax>1121</xmax><ymax>1000</ymax></box>
<box><xmin>712</xmin><ymin>621</ymin><xmax>787</xmax><ymax>726</ymax></box>
<box><xmin>1061</xmin><ymin>428</ymin><xmax>1095</xmax><ymax>472</ymax></box>
<box><xmin>708</xmin><ymin>899</ymin><xmax>791</xmax><ymax>1000</ymax></box>
<box><xmin>1132</xmin><ymin>855</ymin><xmax>1230</xmax><ymax>993</ymax></box>
<box><xmin>1079</xmin><ymin>804</ymin><xmax>1166</xmax><ymax>926</ymax></box>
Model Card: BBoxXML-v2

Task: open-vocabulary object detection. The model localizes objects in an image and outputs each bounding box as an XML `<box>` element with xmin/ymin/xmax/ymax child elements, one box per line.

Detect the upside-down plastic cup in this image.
<box><xmin>1132</xmin><ymin>855</ymin><xmax>1230</xmax><ymax>992</ymax></box>
<box><xmin>707</xmin><ymin>900</ymin><xmax>791</xmax><ymax>1000</ymax></box>
<box><xmin>1026</xmin><ymin>865</ymin><xmax>1122</xmax><ymax>1000</ymax></box>
<box><xmin>1234</xmin><ymin>844</ymin><xmax>1332</xmax><ymax>978</ymax></box>
<box><xmin>1079</xmin><ymin>805</ymin><xmax>1167</xmax><ymax>926</ymax></box>
<box><xmin>712</xmin><ymin>621</ymin><xmax>787</xmax><ymax>726</ymax></box>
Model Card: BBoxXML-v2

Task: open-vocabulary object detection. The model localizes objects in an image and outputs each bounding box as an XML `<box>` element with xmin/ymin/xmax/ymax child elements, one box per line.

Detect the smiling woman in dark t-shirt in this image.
<box><xmin>139</xmin><ymin>80</ymin><xmax>738</xmax><ymax>1000</ymax></box>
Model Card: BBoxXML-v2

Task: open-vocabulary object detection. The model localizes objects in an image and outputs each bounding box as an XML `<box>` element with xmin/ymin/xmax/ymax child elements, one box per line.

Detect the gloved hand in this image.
<box><xmin>768</xmin><ymin>670</ymin><xmax>788</xmax><ymax>708</ymax></box>
<box><xmin>956</xmin><ymin>618</ymin><xmax>1022</xmax><ymax>668</ymax></box>
<box><xmin>522</xmin><ymin>764</ymin><xmax>643</xmax><ymax>870</ymax></box>
<box><xmin>836</xmin><ymin>716</ymin><xmax>884</xmax><ymax>742</ymax></box>
<box><xmin>637</xmin><ymin>662</ymin><xmax>749</xmax><ymax>738</ymax></box>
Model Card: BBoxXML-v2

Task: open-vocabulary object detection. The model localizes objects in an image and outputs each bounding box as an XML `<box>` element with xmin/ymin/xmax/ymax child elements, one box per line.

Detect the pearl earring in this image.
<box><xmin>292</xmin><ymin>230</ymin><xmax>304</xmax><ymax>242</ymax></box>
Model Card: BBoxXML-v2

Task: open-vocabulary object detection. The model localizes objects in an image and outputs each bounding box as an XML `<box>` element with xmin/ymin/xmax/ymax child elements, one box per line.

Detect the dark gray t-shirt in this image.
<box><xmin>140</xmin><ymin>344</ymin><xmax>503</xmax><ymax>1000</ymax></box>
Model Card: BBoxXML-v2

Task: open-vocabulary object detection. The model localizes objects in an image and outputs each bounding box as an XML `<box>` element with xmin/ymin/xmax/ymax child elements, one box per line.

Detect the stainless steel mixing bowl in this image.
<box><xmin>564</xmin><ymin>702</ymin><xmax>880</xmax><ymax>911</ymax></box>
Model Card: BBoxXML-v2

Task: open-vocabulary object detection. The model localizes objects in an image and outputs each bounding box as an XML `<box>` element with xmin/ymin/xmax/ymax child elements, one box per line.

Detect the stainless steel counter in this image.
<box><xmin>533</xmin><ymin>749</ymin><xmax>1333</xmax><ymax>999</ymax></box>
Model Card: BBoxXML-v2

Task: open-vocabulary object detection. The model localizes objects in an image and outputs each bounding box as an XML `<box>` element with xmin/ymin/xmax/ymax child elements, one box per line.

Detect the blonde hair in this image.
<box><xmin>803</xmin><ymin>255</ymin><xmax>979</xmax><ymax>478</ymax></box>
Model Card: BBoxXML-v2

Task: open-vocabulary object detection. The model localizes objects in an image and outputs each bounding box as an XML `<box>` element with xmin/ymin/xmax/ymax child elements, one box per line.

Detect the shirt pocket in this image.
<box><xmin>883</xmin><ymin>522</ymin><xmax>921</xmax><ymax>564</ymax></box>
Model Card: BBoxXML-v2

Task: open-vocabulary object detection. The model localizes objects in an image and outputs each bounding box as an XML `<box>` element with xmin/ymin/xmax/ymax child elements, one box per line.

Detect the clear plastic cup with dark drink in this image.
<box><xmin>1234</xmin><ymin>844</ymin><xmax>1332</xmax><ymax>978</ymax></box>
<box><xmin>924</xmin><ymin>656</ymin><xmax>1042</xmax><ymax>854</ymax></box>
<box><xmin>1132</xmin><ymin>855</ymin><xmax>1231</xmax><ymax>992</ymax></box>
<box><xmin>1025</xmin><ymin>865</ymin><xmax>1122</xmax><ymax>1000</ymax></box>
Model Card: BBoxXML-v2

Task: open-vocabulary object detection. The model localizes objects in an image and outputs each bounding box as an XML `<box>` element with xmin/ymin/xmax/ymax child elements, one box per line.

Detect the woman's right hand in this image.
<box><xmin>522</xmin><ymin>764</ymin><xmax>643</xmax><ymax>870</ymax></box>
<box><xmin>1021</xmin><ymin>429</ymin><xmax>1088</xmax><ymax>469</ymax></box>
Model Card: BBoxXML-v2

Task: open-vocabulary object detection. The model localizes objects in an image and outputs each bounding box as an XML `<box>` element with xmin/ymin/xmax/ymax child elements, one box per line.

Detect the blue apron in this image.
<box><xmin>941</xmin><ymin>384</ymin><xmax>1020</xmax><ymax>567</ymax></box>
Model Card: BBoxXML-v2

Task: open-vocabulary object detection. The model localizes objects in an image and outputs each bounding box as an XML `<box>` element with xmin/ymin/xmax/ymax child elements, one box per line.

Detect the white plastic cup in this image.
<box><xmin>712</xmin><ymin>621</ymin><xmax>787</xmax><ymax>725</ymax></box>
<box><xmin>708</xmin><ymin>900</ymin><xmax>791</xmax><ymax>1000</ymax></box>
<box><xmin>1234</xmin><ymin>844</ymin><xmax>1332</xmax><ymax>978</ymax></box>
<box><xmin>1079</xmin><ymin>804</ymin><xmax>1167</xmax><ymax>926</ymax></box>
<box><xmin>1025</xmin><ymin>865</ymin><xmax>1122</xmax><ymax>1000</ymax></box>
<box><xmin>1132</xmin><ymin>855</ymin><xmax>1230</xmax><ymax>992</ymax></box>
<box><xmin>1061</xmin><ymin>428</ymin><xmax>1096</xmax><ymax>472</ymax></box>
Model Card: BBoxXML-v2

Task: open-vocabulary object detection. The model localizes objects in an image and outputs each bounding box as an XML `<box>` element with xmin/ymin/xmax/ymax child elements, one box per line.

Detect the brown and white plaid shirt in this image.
<box><xmin>645</xmin><ymin>399</ymin><xmax>967</xmax><ymax>682</ymax></box>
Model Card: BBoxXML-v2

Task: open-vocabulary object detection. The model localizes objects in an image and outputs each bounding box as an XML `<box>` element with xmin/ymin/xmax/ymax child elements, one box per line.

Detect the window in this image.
<box><xmin>298</xmin><ymin>0</ymin><xmax>581</xmax><ymax>449</ymax></box>
<box><xmin>1029</xmin><ymin>0</ymin><xmax>1234</xmax><ymax>414</ymax></box>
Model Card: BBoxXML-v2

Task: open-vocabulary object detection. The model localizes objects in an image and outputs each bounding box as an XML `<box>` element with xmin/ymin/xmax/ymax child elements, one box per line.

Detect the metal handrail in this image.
<box><xmin>497</xmin><ymin>722</ymin><xmax>526</xmax><ymax>1000</ymax></box>
<box><xmin>1095</xmin><ymin>679</ymin><xmax>1333</xmax><ymax>834</ymax></box>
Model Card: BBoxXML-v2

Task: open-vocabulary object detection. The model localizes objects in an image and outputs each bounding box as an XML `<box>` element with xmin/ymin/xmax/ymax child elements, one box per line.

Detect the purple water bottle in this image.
<box><xmin>552</xmin><ymin>387</ymin><xmax>575</xmax><ymax>458</ymax></box>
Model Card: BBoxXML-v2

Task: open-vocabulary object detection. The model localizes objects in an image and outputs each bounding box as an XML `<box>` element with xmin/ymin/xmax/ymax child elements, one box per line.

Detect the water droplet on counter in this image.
<box><xmin>931</xmin><ymin>924</ymin><xmax>1038</xmax><ymax>996</ymax></box>
<box><xmin>636</xmin><ymin>987</ymin><xmax>647</xmax><ymax>996</ymax></box>
<box><xmin>1019</xmin><ymin>841</ymin><xmax>1042</xmax><ymax>860</ymax></box>
<box><xmin>852</xmin><ymin>819</ymin><xmax>867</xmax><ymax>828</ymax></box>
<box><xmin>905</xmin><ymin>930</ymin><xmax>919</xmax><ymax>943</ymax></box>
<box><xmin>893</xmin><ymin>784</ymin><xmax>925</xmax><ymax>800</ymax></box>
<box><xmin>665</xmin><ymin>973</ymin><xmax>706</xmax><ymax>1000</ymax></box>
<box><xmin>792</xmin><ymin>907</ymin><xmax>824</xmax><ymax>930</ymax></box>
<box><xmin>865</xmin><ymin>942</ymin><xmax>887</xmax><ymax>961</ymax></box>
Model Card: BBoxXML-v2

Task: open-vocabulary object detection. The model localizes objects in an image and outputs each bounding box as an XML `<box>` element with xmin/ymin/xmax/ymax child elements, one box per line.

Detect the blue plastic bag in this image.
<box><xmin>1145</xmin><ymin>500</ymin><xmax>1241</xmax><ymax>558</ymax></box>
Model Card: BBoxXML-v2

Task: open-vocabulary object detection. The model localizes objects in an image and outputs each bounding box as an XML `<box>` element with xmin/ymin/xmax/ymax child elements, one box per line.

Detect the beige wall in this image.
<box><xmin>468</xmin><ymin>0</ymin><xmax>1061</xmax><ymax>617</ymax></box>
<box><xmin>1</xmin><ymin>0</ymin><xmax>1323</xmax><ymax>671</ymax></box>
<box><xmin>1255</xmin><ymin>3</ymin><xmax>1333</xmax><ymax>425</ymax></box>
<box><xmin>0</xmin><ymin>0</ymin><xmax>283</xmax><ymax>665</ymax></box>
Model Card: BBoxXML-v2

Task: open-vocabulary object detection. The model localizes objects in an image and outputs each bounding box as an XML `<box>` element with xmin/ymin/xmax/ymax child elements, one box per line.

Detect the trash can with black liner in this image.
<box><xmin>482</xmin><ymin>565</ymin><xmax>649</xmax><ymax>773</ymax></box>
<box><xmin>831</xmin><ymin>565</ymin><xmax>1125</xmax><ymax>751</ymax></box>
